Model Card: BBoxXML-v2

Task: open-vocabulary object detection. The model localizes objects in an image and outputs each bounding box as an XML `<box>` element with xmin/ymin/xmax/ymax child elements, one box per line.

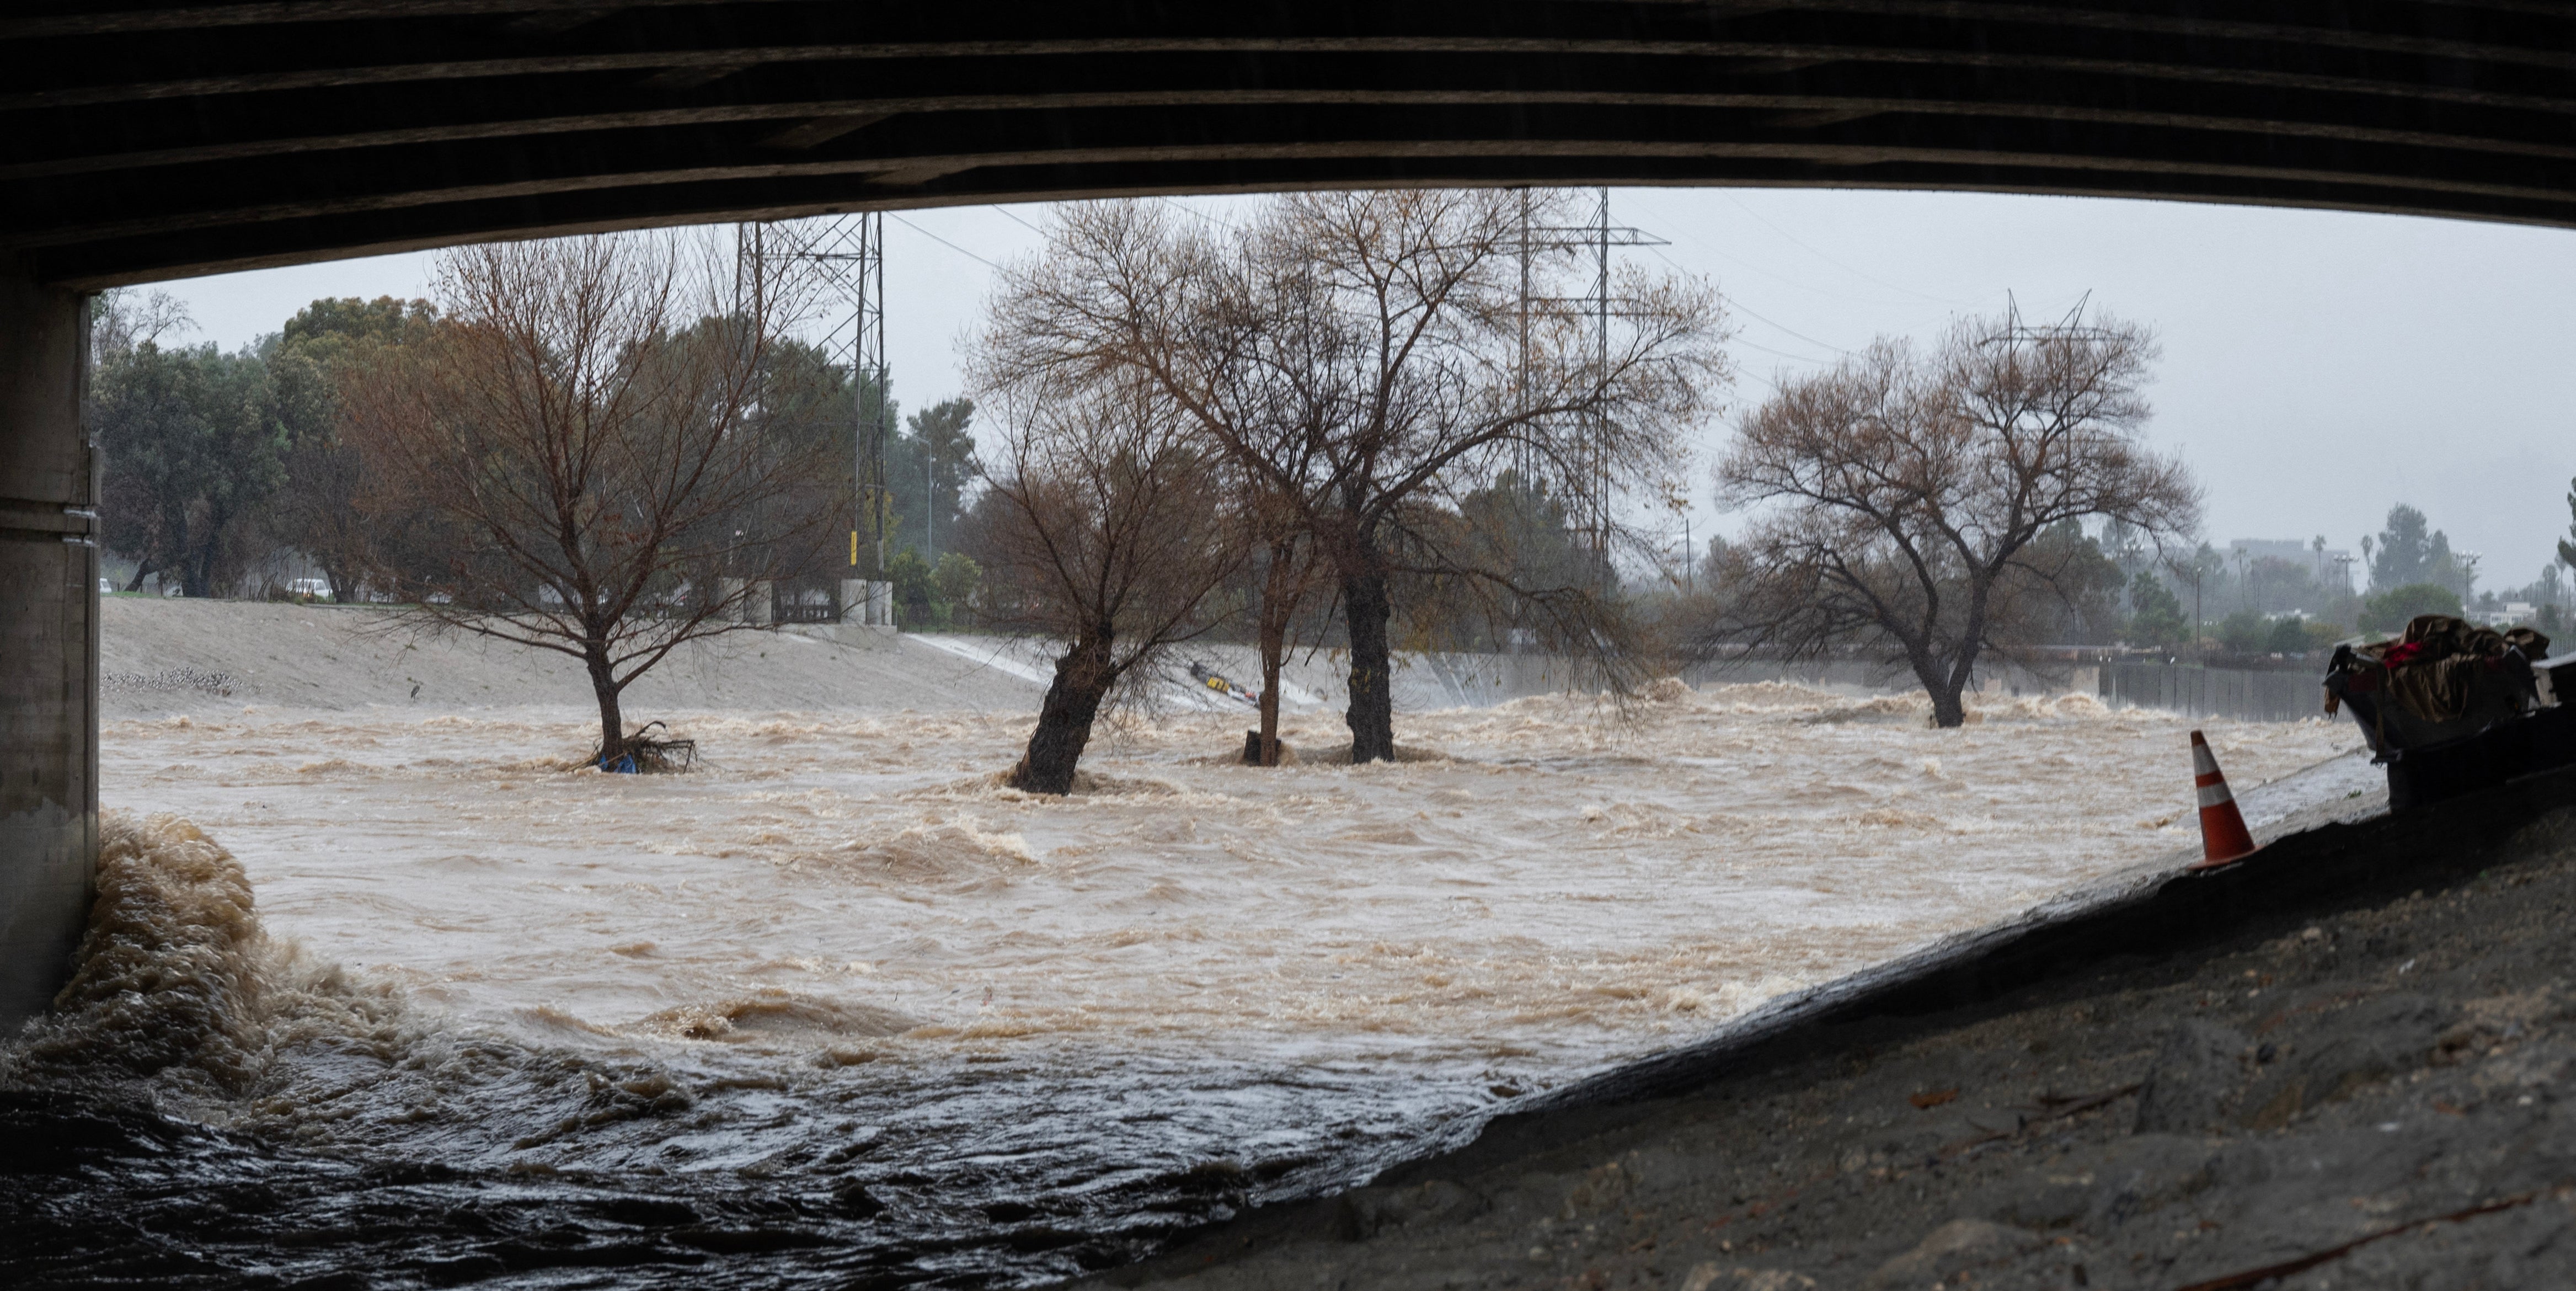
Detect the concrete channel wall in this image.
<box><xmin>2099</xmin><ymin>661</ymin><xmax>2324</xmax><ymax>723</ymax></box>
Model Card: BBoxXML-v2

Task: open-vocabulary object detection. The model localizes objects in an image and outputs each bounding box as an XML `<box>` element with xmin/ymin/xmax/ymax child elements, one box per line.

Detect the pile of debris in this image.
<box><xmin>590</xmin><ymin>721</ymin><xmax>697</xmax><ymax>774</ymax></box>
<box><xmin>2324</xmin><ymin>614</ymin><xmax>2575</xmax><ymax>808</ymax></box>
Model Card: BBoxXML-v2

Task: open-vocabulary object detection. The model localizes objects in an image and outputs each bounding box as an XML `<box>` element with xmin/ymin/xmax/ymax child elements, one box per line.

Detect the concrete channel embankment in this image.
<box><xmin>1096</xmin><ymin>758</ymin><xmax>2576</xmax><ymax>1290</ymax></box>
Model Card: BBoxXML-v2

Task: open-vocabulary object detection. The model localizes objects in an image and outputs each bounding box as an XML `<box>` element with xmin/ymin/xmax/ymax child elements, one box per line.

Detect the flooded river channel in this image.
<box><xmin>2</xmin><ymin>685</ymin><xmax>2358</xmax><ymax>1287</ymax></box>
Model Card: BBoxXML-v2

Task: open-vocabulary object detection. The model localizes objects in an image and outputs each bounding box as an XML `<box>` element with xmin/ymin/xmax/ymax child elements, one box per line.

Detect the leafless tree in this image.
<box><xmin>87</xmin><ymin>286</ymin><xmax>194</xmax><ymax>364</ymax></box>
<box><xmin>339</xmin><ymin>231</ymin><xmax>843</xmax><ymax>765</ymax></box>
<box><xmin>970</xmin><ymin>375</ymin><xmax>1247</xmax><ymax>794</ymax></box>
<box><xmin>979</xmin><ymin>194</ymin><xmax>1731</xmax><ymax>762</ymax></box>
<box><xmin>1708</xmin><ymin>311</ymin><xmax>2199</xmax><ymax>727</ymax></box>
<box><xmin>1239</xmin><ymin>505</ymin><xmax>1334</xmax><ymax>766</ymax></box>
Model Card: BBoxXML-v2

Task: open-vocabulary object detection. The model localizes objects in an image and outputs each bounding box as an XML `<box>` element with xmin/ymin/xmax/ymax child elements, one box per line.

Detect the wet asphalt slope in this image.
<box><xmin>1101</xmin><ymin>766</ymin><xmax>2576</xmax><ymax>1290</ymax></box>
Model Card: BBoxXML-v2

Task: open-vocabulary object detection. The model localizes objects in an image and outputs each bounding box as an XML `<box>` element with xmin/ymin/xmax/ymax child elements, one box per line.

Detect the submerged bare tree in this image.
<box><xmin>341</xmin><ymin>231</ymin><xmax>843</xmax><ymax>765</ymax></box>
<box><xmin>979</xmin><ymin>194</ymin><xmax>1731</xmax><ymax>763</ymax></box>
<box><xmin>970</xmin><ymin>376</ymin><xmax>1246</xmax><ymax>794</ymax></box>
<box><xmin>1708</xmin><ymin>310</ymin><xmax>2199</xmax><ymax>727</ymax></box>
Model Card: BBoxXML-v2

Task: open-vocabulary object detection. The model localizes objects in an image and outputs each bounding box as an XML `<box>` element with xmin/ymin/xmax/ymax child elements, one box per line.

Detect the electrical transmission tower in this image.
<box><xmin>737</xmin><ymin>215</ymin><xmax>892</xmax><ymax>582</ymax></box>
<box><xmin>1986</xmin><ymin>290</ymin><xmax>2121</xmax><ymax>348</ymax></box>
<box><xmin>1515</xmin><ymin>186</ymin><xmax>1666</xmax><ymax>565</ymax></box>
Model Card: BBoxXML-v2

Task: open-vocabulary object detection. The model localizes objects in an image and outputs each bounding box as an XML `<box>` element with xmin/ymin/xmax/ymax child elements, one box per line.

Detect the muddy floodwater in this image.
<box><xmin>3</xmin><ymin>684</ymin><xmax>2359</xmax><ymax>1287</ymax></box>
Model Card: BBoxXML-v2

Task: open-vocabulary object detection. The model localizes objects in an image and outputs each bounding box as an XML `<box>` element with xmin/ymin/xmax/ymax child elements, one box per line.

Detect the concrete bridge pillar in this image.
<box><xmin>0</xmin><ymin>269</ymin><xmax>95</xmax><ymax>1029</ymax></box>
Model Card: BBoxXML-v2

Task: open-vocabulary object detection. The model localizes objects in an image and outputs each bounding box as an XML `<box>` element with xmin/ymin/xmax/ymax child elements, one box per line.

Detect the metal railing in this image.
<box><xmin>771</xmin><ymin>584</ymin><xmax>842</xmax><ymax>624</ymax></box>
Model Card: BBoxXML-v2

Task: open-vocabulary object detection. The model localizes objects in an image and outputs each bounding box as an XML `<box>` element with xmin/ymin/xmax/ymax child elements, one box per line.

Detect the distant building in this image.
<box><xmin>2227</xmin><ymin>537</ymin><xmax>2353</xmax><ymax>586</ymax></box>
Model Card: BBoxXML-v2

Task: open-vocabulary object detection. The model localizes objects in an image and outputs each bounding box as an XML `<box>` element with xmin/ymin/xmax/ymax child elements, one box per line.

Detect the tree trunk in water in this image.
<box><xmin>1927</xmin><ymin>604</ymin><xmax>1990</xmax><ymax>729</ymax></box>
<box><xmin>587</xmin><ymin>644</ymin><xmax>626</xmax><ymax>766</ymax></box>
<box><xmin>1343</xmin><ymin>567</ymin><xmax>1396</xmax><ymax>764</ymax></box>
<box><xmin>1253</xmin><ymin>540</ymin><xmax>1300</xmax><ymax>767</ymax></box>
<box><xmin>1905</xmin><ymin>643</ymin><xmax>1973</xmax><ymax>729</ymax></box>
<box><xmin>1256</xmin><ymin>615</ymin><xmax>1285</xmax><ymax>767</ymax></box>
<box><xmin>1011</xmin><ymin>631</ymin><xmax>1117</xmax><ymax>794</ymax></box>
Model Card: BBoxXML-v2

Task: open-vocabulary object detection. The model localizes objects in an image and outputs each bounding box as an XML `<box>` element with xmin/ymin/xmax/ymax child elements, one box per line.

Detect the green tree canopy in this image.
<box><xmin>2216</xmin><ymin>609</ymin><xmax>2266</xmax><ymax>653</ymax></box>
<box><xmin>93</xmin><ymin>341</ymin><xmax>286</xmax><ymax>596</ymax></box>
<box><xmin>277</xmin><ymin>295</ymin><xmax>438</xmax><ymax>358</ymax></box>
<box><xmin>888</xmin><ymin>396</ymin><xmax>977</xmax><ymax>560</ymax></box>
<box><xmin>259</xmin><ymin>297</ymin><xmax>441</xmax><ymax>600</ymax></box>
<box><xmin>2369</xmin><ymin>504</ymin><xmax>2459</xmax><ymax>593</ymax></box>
<box><xmin>2126</xmin><ymin>569</ymin><xmax>2188</xmax><ymax>647</ymax></box>
<box><xmin>2265</xmin><ymin>615</ymin><xmax>2312</xmax><ymax>654</ymax></box>
<box><xmin>2359</xmin><ymin>581</ymin><xmax>2465</xmax><ymax>633</ymax></box>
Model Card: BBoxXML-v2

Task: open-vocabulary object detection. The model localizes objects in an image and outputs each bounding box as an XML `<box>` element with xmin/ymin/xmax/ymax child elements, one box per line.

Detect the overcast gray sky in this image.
<box><xmin>156</xmin><ymin>188</ymin><xmax>2576</xmax><ymax>596</ymax></box>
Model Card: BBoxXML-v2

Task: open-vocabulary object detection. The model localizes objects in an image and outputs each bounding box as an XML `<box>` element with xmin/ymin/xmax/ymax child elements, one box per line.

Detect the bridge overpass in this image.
<box><xmin>6</xmin><ymin>1</ymin><xmax>2575</xmax><ymax>1021</ymax></box>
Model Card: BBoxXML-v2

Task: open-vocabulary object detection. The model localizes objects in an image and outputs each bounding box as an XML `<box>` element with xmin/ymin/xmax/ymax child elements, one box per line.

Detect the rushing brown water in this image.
<box><xmin>2</xmin><ymin>684</ymin><xmax>2360</xmax><ymax>1287</ymax></box>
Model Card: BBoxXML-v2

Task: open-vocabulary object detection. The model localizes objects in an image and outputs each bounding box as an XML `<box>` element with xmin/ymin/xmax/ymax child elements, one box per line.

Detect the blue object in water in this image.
<box><xmin>600</xmin><ymin>754</ymin><xmax>637</xmax><ymax>773</ymax></box>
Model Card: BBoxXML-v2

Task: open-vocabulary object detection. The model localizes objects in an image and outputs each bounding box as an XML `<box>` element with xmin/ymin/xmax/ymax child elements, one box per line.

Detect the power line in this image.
<box><xmin>1734</xmin><ymin>337</ymin><xmax>1839</xmax><ymax>365</ymax></box>
<box><xmin>1721</xmin><ymin>193</ymin><xmax>1978</xmax><ymax>307</ymax></box>
<box><xmin>991</xmin><ymin>205</ymin><xmax>1047</xmax><ymax>237</ymax></box>
<box><xmin>889</xmin><ymin>213</ymin><xmax>1002</xmax><ymax>270</ymax></box>
<box><xmin>1637</xmin><ymin>243</ymin><xmax>1854</xmax><ymax>361</ymax></box>
<box><xmin>1623</xmin><ymin>190</ymin><xmax>1895</xmax><ymax>306</ymax></box>
<box><xmin>1155</xmin><ymin>195</ymin><xmax>1237</xmax><ymax>230</ymax></box>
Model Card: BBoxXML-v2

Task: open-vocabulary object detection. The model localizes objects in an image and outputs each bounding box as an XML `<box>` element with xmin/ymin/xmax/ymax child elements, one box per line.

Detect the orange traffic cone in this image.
<box><xmin>2185</xmin><ymin>730</ymin><xmax>2259</xmax><ymax>871</ymax></box>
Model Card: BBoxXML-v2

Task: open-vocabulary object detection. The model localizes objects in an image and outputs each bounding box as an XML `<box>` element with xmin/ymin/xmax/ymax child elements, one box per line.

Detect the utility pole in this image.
<box><xmin>2168</xmin><ymin>553</ymin><xmax>2205</xmax><ymax>647</ymax></box>
<box><xmin>1515</xmin><ymin>189</ymin><xmax>1532</xmax><ymax>483</ymax></box>
<box><xmin>1682</xmin><ymin>513</ymin><xmax>1693</xmax><ymax>595</ymax></box>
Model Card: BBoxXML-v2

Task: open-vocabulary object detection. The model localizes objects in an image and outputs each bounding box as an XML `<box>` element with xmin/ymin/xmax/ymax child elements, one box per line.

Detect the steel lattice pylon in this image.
<box><xmin>1516</xmin><ymin>187</ymin><xmax>1666</xmax><ymax>567</ymax></box>
<box><xmin>739</xmin><ymin>215</ymin><xmax>892</xmax><ymax>580</ymax></box>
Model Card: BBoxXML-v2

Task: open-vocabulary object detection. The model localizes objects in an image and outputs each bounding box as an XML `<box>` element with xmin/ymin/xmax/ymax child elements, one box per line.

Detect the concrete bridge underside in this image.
<box><xmin>5</xmin><ymin>0</ymin><xmax>2575</xmax><ymax>1021</ymax></box>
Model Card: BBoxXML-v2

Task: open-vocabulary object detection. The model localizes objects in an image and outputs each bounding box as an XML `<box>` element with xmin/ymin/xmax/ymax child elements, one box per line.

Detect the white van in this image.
<box><xmin>287</xmin><ymin>578</ymin><xmax>333</xmax><ymax>600</ymax></box>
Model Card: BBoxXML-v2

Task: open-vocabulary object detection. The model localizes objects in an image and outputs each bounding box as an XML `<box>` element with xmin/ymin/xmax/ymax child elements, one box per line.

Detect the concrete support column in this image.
<box><xmin>839</xmin><ymin>578</ymin><xmax>892</xmax><ymax>627</ymax></box>
<box><xmin>0</xmin><ymin>269</ymin><xmax>94</xmax><ymax>1029</ymax></box>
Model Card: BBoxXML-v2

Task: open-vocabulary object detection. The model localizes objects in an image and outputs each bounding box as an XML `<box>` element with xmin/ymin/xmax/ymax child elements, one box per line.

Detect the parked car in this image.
<box><xmin>287</xmin><ymin>578</ymin><xmax>333</xmax><ymax>600</ymax></box>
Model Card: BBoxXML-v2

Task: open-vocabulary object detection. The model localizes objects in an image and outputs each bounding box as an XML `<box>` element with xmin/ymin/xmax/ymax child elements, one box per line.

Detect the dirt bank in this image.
<box><xmin>1096</xmin><ymin>769</ymin><xmax>2576</xmax><ymax>1291</ymax></box>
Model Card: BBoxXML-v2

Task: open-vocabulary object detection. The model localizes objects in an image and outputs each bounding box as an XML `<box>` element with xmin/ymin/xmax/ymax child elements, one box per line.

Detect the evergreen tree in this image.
<box><xmin>92</xmin><ymin>342</ymin><xmax>286</xmax><ymax>596</ymax></box>
<box><xmin>2369</xmin><ymin>503</ymin><xmax>2459</xmax><ymax>593</ymax></box>
<box><xmin>2360</xmin><ymin>582</ymin><xmax>2464</xmax><ymax>633</ymax></box>
<box><xmin>264</xmin><ymin>296</ymin><xmax>440</xmax><ymax>599</ymax></box>
<box><xmin>887</xmin><ymin>397</ymin><xmax>977</xmax><ymax>560</ymax></box>
<box><xmin>2126</xmin><ymin>569</ymin><xmax>2188</xmax><ymax>647</ymax></box>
